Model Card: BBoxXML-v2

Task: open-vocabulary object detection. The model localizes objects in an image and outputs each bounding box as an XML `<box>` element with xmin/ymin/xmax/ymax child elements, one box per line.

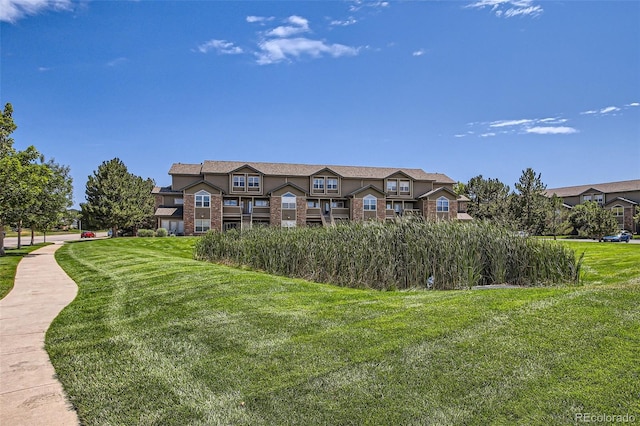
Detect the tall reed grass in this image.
<box><xmin>194</xmin><ymin>219</ymin><xmax>581</xmax><ymax>290</ymax></box>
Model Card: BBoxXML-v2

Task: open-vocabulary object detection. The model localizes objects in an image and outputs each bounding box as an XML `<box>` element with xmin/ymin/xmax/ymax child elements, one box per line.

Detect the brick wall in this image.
<box><xmin>270</xmin><ymin>196</ymin><xmax>282</xmax><ymax>226</ymax></box>
<box><xmin>351</xmin><ymin>198</ymin><xmax>364</xmax><ymax>221</ymax></box>
<box><xmin>211</xmin><ymin>194</ymin><xmax>222</xmax><ymax>232</ymax></box>
<box><xmin>184</xmin><ymin>194</ymin><xmax>194</xmax><ymax>235</ymax></box>
<box><xmin>376</xmin><ymin>199</ymin><xmax>386</xmax><ymax>221</ymax></box>
<box><xmin>296</xmin><ymin>196</ymin><xmax>307</xmax><ymax>227</ymax></box>
<box><xmin>624</xmin><ymin>206</ymin><xmax>634</xmax><ymax>231</ymax></box>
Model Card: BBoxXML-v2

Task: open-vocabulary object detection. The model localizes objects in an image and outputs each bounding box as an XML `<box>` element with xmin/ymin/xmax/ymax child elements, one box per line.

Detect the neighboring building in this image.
<box><xmin>546</xmin><ymin>179</ymin><xmax>640</xmax><ymax>233</ymax></box>
<box><xmin>153</xmin><ymin>160</ymin><xmax>468</xmax><ymax>235</ymax></box>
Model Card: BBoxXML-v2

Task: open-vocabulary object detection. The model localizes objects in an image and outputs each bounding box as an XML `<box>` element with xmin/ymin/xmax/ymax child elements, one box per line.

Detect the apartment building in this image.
<box><xmin>153</xmin><ymin>160</ymin><xmax>468</xmax><ymax>235</ymax></box>
<box><xmin>546</xmin><ymin>179</ymin><xmax>640</xmax><ymax>233</ymax></box>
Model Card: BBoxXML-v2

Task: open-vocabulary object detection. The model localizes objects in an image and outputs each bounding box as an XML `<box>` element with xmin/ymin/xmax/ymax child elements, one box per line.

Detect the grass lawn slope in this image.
<box><xmin>48</xmin><ymin>238</ymin><xmax>640</xmax><ymax>425</ymax></box>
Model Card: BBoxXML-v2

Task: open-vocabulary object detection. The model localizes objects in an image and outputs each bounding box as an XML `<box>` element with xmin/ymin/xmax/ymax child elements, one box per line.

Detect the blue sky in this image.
<box><xmin>2</xmin><ymin>0</ymin><xmax>639</xmax><ymax>207</ymax></box>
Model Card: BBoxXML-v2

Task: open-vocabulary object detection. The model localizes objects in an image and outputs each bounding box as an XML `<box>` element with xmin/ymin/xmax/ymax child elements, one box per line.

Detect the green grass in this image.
<box><xmin>0</xmin><ymin>243</ymin><xmax>51</xmax><ymax>299</ymax></box>
<box><xmin>48</xmin><ymin>238</ymin><xmax>640</xmax><ymax>425</ymax></box>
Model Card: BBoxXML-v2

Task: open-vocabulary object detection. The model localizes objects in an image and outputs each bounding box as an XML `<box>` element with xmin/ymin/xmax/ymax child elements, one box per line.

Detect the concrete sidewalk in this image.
<box><xmin>0</xmin><ymin>243</ymin><xmax>80</xmax><ymax>425</ymax></box>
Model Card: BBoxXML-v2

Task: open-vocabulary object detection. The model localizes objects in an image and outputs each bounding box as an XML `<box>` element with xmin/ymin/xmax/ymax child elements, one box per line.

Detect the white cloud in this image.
<box><xmin>412</xmin><ymin>49</ymin><xmax>426</xmax><ymax>57</ymax></box>
<box><xmin>480</xmin><ymin>132</ymin><xmax>497</xmax><ymax>137</ymax></box>
<box><xmin>330</xmin><ymin>17</ymin><xmax>358</xmax><ymax>27</ymax></box>
<box><xmin>627</xmin><ymin>102</ymin><xmax>640</xmax><ymax>107</ymax></box>
<box><xmin>1</xmin><ymin>0</ymin><xmax>72</xmax><ymax>23</ymax></box>
<box><xmin>581</xmin><ymin>104</ymin><xmax>626</xmax><ymax>115</ymax></box>
<box><xmin>599</xmin><ymin>106</ymin><xmax>620</xmax><ymax>114</ymax></box>
<box><xmin>525</xmin><ymin>126</ymin><xmax>578</xmax><ymax>135</ymax></box>
<box><xmin>489</xmin><ymin>118</ymin><xmax>534</xmax><ymax>128</ymax></box>
<box><xmin>246</xmin><ymin>16</ymin><xmax>274</xmax><ymax>24</ymax></box>
<box><xmin>349</xmin><ymin>0</ymin><xmax>389</xmax><ymax>12</ymax></box>
<box><xmin>266</xmin><ymin>15</ymin><xmax>310</xmax><ymax>38</ymax></box>
<box><xmin>256</xmin><ymin>37</ymin><xmax>359</xmax><ymax>65</ymax></box>
<box><xmin>196</xmin><ymin>39</ymin><xmax>243</xmax><ymax>55</ymax></box>
<box><xmin>466</xmin><ymin>0</ymin><xmax>543</xmax><ymax>18</ymax></box>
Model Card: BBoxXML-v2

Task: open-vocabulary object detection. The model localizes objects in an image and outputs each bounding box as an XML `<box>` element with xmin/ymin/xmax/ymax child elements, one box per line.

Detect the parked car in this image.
<box><xmin>602</xmin><ymin>231</ymin><xmax>632</xmax><ymax>242</ymax></box>
<box><xmin>81</xmin><ymin>231</ymin><xmax>96</xmax><ymax>238</ymax></box>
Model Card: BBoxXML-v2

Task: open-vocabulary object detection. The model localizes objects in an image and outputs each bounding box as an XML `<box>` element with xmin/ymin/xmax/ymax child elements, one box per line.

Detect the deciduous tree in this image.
<box><xmin>0</xmin><ymin>103</ymin><xmax>52</xmax><ymax>254</ymax></box>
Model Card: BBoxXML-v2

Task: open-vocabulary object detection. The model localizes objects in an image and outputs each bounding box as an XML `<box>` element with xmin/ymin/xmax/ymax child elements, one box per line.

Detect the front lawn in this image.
<box><xmin>48</xmin><ymin>238</ymin><xmax>640</xmax><ymax>425</ymax></box>
<box><xmin>0</xmin><ymin>243</ymin><xmax>51</xmax><ymax>299</ymax></box>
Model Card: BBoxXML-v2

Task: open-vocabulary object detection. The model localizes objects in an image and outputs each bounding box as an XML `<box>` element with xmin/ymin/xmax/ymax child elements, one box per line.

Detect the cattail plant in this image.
<box><xmin>194</xmin><ymin>218</ymin><xmax>581</xmax><ymax>290</ymax></box>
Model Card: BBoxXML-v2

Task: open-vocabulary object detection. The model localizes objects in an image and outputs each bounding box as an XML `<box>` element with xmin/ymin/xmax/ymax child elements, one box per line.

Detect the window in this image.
<box><xmin>399</xmin><ymin>180</ymin><xmax>410</xmax><ymax>193</ymax></box>
<box><xmin>223</xmin><ymin>199</ymin><xmax>238</xmax><ymax>206</ymax></box>
<box><xmin>248</xmin><ymin>176</ymin><xmax>260</xmax><ymax>189</ymax></box>
<box><xmin>195</xmin><ymin>191</ymin><xmax>210</xmax><ymax>208</ymax></box>
<box><xmin>307</xmin><ymin>200</ymin><xmax>319</xmax><ymax>208</ymax></box>
<box><xmin>331</xmin><ymin>201</ymin><xmax>344</xmax><ymax>208</ymax></box>
<box><xmin>387</xmin><ymin>180</ymin><xmax>397</xmax><ymax>192</ymax></box>
<box><xmin>436</xmin><ymin>196</ymin><xmax>449</xmax><ymax>212</ymax></box>
<box><xmin>327</xmin><ymin>178</ymin><xmax>338</xmax><ymax>190</ymax></box>
<box><xmin>255</xmin><ymin>199</ymin><xmax>269</xmax><ymax>207</ymax></box>
<box><xmin>583</xmin><ymin>195</ymin><xmax>592</xmax><ymax>202</ymax></box>
<box><xmin>282</xmin><ymin>192</ymin><xmax>296</xmax><ymax>209</ymax></box>
<box><xmin>363</xmin><ymin>195</ymin><xmax>377</xmax><ymax>211</ymax></box>
<box><xmin>612</xmin><ymin>205</ymin><xmax>624</xmax><ymax>217</ymax></box>
<box><xmin>174</xmin><ymin>198</ymin><xmax>184</xmax><ymax>205</ymax></box>
<box><xmin>233</xmin><ymin>175</ymin><xmax>246</xmax><ymax>189</ymax></box>
<box><xmin>195</xmin><ymin>219</ymin><xmax>210</xmax><ymax>233</ymax></box>
<box><xmin>594</xmin><ymin>194</ymin><xmax>604</xmax><ymax>205</ymax></box>
<box><xmin>313</xmin><ymin>178</ymin><xmax>325</xmax><ymax>190</ymax></box>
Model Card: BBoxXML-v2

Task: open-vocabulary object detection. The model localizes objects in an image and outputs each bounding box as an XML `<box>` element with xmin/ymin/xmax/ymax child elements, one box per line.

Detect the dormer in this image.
<box><xmin>229</xmin><ymin>164</ymin><xmax>263</xmax><ymax>195</ymax></box>
<box><xmin>310</xmin><ymin>167</ymin><xmax>342</xmax><ymax>196</ymax></box>
<box><xmin>385</xmin><ymin>171</ymin><xmax>413</xmax><ymax>197</ymax></box>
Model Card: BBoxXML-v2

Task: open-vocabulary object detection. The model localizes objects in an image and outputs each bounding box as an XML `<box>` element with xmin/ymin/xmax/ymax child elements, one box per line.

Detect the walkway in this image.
<box><xmin>0</xmin><ymin>243</ymin><xmax>80</xmax><ymax>425</ymax></box>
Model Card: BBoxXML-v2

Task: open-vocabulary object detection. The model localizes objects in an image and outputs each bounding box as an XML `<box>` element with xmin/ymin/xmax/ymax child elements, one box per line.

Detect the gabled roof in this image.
<box><xmin>178</xmin><ymin>179</ymin><xmax>226</xmax><ymax>194</ymax></box>
<box><xmin>605</xmin><ymin>197</ymin><xmax>638</xmax><ymax>207</ymax></box>
<box><xmin>346</xmin><ymin>184</ymin><xmax>386</xmax><ymax>197</ymax></box>
<box><xmin>267</xmin><ymin>182</ymin><xmax>309</xmax><ymax>196</ymax></box>
<box><xmin>578</xmin><ymin>187</ymin><xmax>603</xmax><ymax>196</ymax></box>
<box><xmin>311</xmin><ymin>167</ymin><xmax>343</xmax><ymax>178</ymax></box>
<box><xmin>546</xmin><ymin>179</ymin><xmax>640</xmax><ymax>197</ymax></box>
<box><xmin>418</xmin><ymin>186</ymin><xmax>458</xmax><ymax>199</ymax></box>
<box><xmin>228</xmin><ymin>163</ymin><xmax>263</xmax><ymax>175</ymax></box>
<box><xmin>191</xmin><ymin>160</ymin><xmax>455</xmax><ymax>183</ymax></box>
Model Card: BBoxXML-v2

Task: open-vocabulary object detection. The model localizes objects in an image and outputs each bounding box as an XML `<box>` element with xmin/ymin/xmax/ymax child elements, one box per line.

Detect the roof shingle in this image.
<box><xmin>172</xmin><ymin>160</ymin><xmax>455</xmax><ymax>183</ymax></box>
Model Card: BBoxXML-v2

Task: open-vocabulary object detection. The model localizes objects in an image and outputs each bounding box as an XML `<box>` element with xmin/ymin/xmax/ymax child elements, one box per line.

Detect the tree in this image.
<box><xmin>513</xmin><ymin>168</ymin><xmax>548</xmax><ymax>235</ymax></box>
<box><xmin>569</xmin><ymin>201</ymin><xmax>618</xmax><ymax>240</ymax></box>
<box><xmin>460</xmin><ymin>175</ymin><xmax>512</xmax><ymax>224</ymax></box>
<box><xmin>81</xmin><ymin>158</ymin><xmax>155</xmax><ymax>236</ymax></box>
<box><xmin>0</xmin><ymin>103</ymin><xmax>52</xmax><ymax>254</ymax></box>
<box><xmin>25</xmin><ymin>160</ymin><xmax>73</xmax><ymax>243</ymax></box>
<box><xmin>544</xmin><ymin>194</ymin><xmax>572</xmax><ymax>240</ymax></box>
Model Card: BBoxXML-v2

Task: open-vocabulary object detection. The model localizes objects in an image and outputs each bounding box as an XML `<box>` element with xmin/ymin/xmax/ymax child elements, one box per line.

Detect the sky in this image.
<box><xmin>1</xmin><ymin>0</ymin><xmax>639</xmax><ymax>208</ymax></box>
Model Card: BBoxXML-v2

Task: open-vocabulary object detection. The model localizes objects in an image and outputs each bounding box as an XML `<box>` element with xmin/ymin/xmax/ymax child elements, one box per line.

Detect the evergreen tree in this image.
<box><xmin>513</xmin><ymin>168</ymin><xmax>548</xmax><ymax>235</ymax></box>
<box><xmin>81</xmin><ymin>158</ymin><xmax>155</xmax><ymax>236</ymax></box>
<box><xmin>462</xmin><ymin>175</ymin><xmax>512</xmax><ymax>224</ymax></box>
<box><xmin>569</xmin><ymin>201</ymin><xmax>618</xmax><ymax>240</ymax></box>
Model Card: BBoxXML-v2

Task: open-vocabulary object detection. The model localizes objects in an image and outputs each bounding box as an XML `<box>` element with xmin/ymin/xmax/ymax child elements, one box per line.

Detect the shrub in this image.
<box><xmin>155</xmin><ymin>228</ymin><xmax>168</xmax><ymax>237</ymax></box>
<box><xmin>194</xmin><ymin>219</ymin><xmax>582</xmax><ymax>290</ymax></box>
<box><xmin>137</xmin><ymin>229</ymin><xmax>155</xmax><ymax>237</ymax></box>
